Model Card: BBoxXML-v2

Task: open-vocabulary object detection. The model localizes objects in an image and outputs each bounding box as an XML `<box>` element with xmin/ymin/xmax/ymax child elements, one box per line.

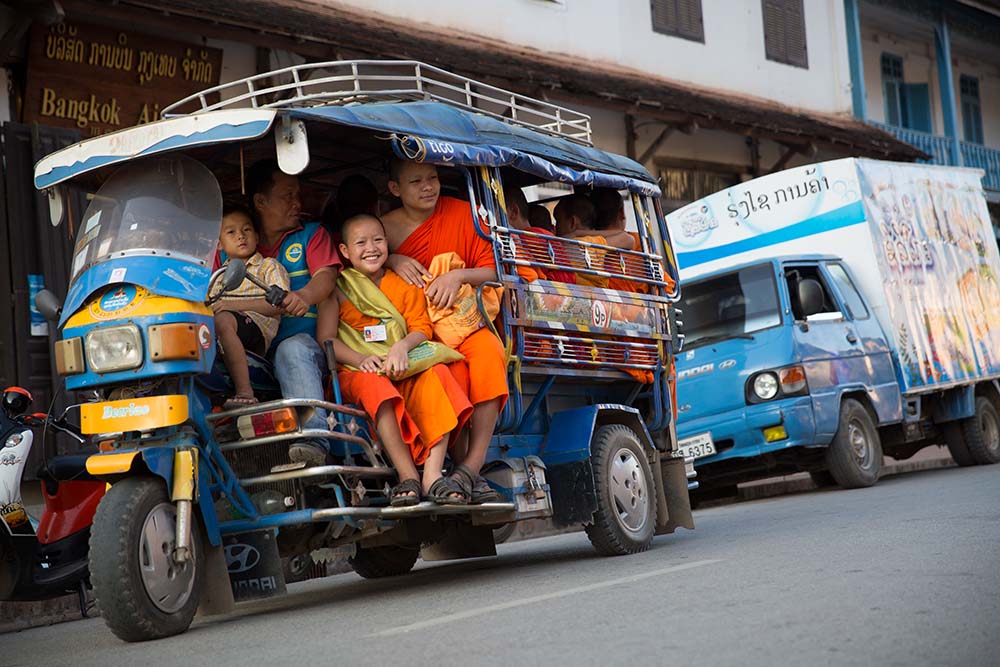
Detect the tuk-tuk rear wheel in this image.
<box><xmin>585</xmin><ymin>424</ymin><xmax>657</xmax><ymax>556</ymax></box>
<box><xmin>89</xmin><ymin>477</ymin><xmax>204</xmax><ymax>642</ymax></box>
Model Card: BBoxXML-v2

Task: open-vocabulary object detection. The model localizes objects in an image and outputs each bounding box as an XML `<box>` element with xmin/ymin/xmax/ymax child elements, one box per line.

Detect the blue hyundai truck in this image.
<box><xmin>665</xmin><ymin>158</ymin><xmax>1000</xmax><ymax>491</ymax></box>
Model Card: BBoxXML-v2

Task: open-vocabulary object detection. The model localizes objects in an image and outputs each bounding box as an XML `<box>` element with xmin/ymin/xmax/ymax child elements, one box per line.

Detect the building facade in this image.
<box><xmin>845</xmin><ymin>0</ymin><xmax>1000</xmax><ymax>206</ymax></box>
<box><xmin>0</xmin><ymin>0</ymin><xmax>988</xmax><ymax>470</ymax></box>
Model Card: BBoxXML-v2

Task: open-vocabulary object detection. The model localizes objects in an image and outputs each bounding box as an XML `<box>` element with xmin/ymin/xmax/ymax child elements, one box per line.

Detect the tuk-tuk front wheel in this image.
<box><xmin>585</xmin><ymin>424</ymin><xmax>657</xmax><ymax>556</ymax></box>
<box><xmin>89</xmin><ymin>477</ymin><xmax>203</xmax><ymax>642</ymax></box>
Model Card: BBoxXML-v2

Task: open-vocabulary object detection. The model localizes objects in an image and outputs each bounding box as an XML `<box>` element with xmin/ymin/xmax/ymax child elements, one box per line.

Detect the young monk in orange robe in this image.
<box><xmin>554</xmin><ymin>194</ymin><xmax>636</xmax><ymax>288</ymax></box>
<box><xmin>316</xmin><ymin>214</ymin><xmax>472</xmax><ymax>505</ymax></box>
<box><xmin>383</xmin><ymin>160</ymin><xmax>508</xmax><ymax>503</ymax></box>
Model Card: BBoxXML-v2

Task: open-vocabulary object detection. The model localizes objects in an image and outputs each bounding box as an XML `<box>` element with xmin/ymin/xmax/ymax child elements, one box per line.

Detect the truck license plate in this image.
<box><xmin>677</xmin><ymin>432</ymin><xmax>716</xmax><ymax>460</ymax></box>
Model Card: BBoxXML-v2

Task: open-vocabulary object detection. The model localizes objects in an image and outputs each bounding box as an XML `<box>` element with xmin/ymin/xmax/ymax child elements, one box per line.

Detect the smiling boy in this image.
<box><xmin>317</xmin><ymin>214</ymin><xmax>472</xmax><ymax>505</ymax></box>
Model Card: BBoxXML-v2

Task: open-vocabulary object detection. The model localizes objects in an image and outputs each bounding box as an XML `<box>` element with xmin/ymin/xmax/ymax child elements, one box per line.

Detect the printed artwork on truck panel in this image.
<box><xmin>858</xmin><ymin>162</ymin><xmax>1000</xmax><ymax>390</ymax></box>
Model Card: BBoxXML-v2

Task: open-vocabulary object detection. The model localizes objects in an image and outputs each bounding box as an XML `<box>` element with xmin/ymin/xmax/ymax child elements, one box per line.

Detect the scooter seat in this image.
<box><xmin>36</xmin><ymin>454</ymin><xmax>99</xmax><ymax>483</ymax></box>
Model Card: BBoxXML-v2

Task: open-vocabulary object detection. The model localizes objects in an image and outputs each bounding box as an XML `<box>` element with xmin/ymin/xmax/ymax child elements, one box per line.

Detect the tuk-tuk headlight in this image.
<box><xmin>85</xmin><ymin>324</ymin><xmax>143</xmax><ymax>373</ymax></box>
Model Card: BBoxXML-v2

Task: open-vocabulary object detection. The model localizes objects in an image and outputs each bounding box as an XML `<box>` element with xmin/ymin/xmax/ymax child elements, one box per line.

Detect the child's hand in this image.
<box><xmin>358</xmin><ymin>355</ymin><xmax>384</xmax><ymax>373</ymax></box>
<box><xmin>383</xmin><ymin>343</ymin><xmax>410</xmax><ymax>378</ymax></box>
<box><xmin>210</xmin><ymin>300</ymin><xmax>228</xmax><ymax>314</ymax></box>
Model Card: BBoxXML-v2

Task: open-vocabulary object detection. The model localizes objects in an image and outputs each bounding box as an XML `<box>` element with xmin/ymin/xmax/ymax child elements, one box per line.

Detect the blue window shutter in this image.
<box><xmin>902</xmin><ymin>83</ymin><xmax>931</xmax><ymax>133</ymax></box>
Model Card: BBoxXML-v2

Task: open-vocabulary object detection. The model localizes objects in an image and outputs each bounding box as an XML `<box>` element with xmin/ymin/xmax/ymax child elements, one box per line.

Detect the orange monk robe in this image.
<box><xmin>607</xmin><ymin>232</ymin><xmax>649</xmax><ymax>294</ymax></box>
<box><xmin>337</xmin><ymin>270</ymin><xmax>472</xmax><ymax>465</ymax></box>
<box><xmin>395</xmin><ymin>196</ymin><xmax>509</xmax><ymax>409</ymax></box>
<box><xmin>573</xmin><ymin>235</ymin><xmax>611</xmax><ymax>288</ymax></box>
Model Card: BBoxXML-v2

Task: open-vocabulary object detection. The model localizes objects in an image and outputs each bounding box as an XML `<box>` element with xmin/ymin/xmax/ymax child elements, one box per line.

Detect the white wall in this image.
<box><xmin>331</xmin><ymin>0</ymin><xmax>853</xmax><ymax>114</ymax></box>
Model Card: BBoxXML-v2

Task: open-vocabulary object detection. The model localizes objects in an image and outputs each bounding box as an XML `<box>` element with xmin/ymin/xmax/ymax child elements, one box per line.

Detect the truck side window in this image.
<box><xmin>785</xmin><ymin>266</ymin><xmax>838</xmax><ymax>320</ymax></box>
<box><xmin>825</xmin><ymin>263</ymin><xmax>870</xmax><ymax>320</ymax></box>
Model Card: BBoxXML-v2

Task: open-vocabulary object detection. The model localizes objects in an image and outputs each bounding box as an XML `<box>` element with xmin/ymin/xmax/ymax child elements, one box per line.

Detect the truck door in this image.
<box><xmin>784</xmin><ymin>263</ymin><xmax>869</xmax><ymax>440</ymax></box>
<box><xmin>822</xmin><ymin>261</ymin><xmax>901</xmax><ymax>422</ymax></box>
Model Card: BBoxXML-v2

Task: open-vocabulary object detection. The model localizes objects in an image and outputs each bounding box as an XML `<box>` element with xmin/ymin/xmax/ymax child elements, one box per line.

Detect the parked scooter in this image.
<box><xmin>0</xmin><ymin>387</ymin><xmax>106</xmax><ymax>613</ymax></box>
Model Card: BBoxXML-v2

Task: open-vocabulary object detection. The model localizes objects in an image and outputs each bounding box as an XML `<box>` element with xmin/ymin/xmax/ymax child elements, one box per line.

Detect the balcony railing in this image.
<box><xmin>871</xmin><ymin>121</ymin><xmax>1000</xmax><ymax>198</ymax></box>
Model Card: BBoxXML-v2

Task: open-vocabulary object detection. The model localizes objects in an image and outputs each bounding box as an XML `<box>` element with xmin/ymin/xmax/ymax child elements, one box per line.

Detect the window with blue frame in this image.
<box><xmin>881</xmin><ymin>53</ymin><xmax>931</xmax><ymax>133</ymax></box>
<box><xmin>960</xmin><ymin>75</ymin><xmax>984</xmax><ymax>145</ymax></box>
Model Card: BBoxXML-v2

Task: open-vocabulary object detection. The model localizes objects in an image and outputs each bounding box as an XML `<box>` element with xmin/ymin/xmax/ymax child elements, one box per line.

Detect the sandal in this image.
<box><xmin>471</xmin><ymin>476</ymin><xmax>503</xmax><ymax>504</ymax></box>
<box><xmin>426</xmin><ymin>476</ymin><xmax>469</xmax><ymax>505</ymax></box>
<box><xmin>224</xmin><ymin>394</ymin><xmax>258</xmax><ymax>410</ymax></box>
<box><xmin>389</xmin><ymin>478</ymin><xmax>421</xmax><ymax>507</ymax></box>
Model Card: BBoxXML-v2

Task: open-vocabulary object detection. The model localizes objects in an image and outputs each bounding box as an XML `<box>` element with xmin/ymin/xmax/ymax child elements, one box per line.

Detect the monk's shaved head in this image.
<box><xmin>389</xmin><ymin>158</ymin><xmax>437</xmax><ymax>183</ymax></box>
<box><xmin>341</xmin><ymin>214</ymin><xmax>385</xmax><ymax>242</ymax></box>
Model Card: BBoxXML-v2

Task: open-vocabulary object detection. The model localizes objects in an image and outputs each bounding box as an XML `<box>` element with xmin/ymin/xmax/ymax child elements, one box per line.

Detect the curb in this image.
<box><xmin>730</xmin><ymin>455</ymin><xmax>956</xmax><ymax>504</ymax></box>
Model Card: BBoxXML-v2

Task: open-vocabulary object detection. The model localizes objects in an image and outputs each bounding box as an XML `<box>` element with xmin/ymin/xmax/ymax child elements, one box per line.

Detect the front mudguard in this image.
<box><xmin>85</xmin><ymin>446</ymin><xmax>221</xmax><ymax>546</ymax></box>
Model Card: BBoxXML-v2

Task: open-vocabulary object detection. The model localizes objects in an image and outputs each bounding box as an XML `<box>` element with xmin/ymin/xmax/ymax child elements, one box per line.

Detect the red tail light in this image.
<box><xmin>237</xmin><ymin>408</ymin><xmax>299</xmax><ymax>439</ymax></box>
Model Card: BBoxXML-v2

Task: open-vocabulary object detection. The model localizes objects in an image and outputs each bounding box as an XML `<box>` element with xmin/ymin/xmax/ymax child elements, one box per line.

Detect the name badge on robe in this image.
<box><xmin>364</xmin><ymin>324</ymin><xmax>388</xmax><ymax>342</ymax></box>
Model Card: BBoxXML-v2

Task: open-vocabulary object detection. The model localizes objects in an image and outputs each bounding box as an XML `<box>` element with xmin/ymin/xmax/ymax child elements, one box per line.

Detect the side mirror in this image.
<box><xmin>34</xmin><ymin>289</ymin><xmax>62</xmax><ymax>322</ymax></box>
<box><xmin>222</xmin><ymin>259</ymin><xmax>247</xmax><ymax>292</ymax></box>
<box><xmin>797</xmin><ymin>279</ymin><xmax>825</xmax><ymax>318</ymax></box>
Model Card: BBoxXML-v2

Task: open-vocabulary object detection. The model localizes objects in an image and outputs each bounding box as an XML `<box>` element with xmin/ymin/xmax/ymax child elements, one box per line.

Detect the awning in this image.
<box><xmin>76</xmin><ymin>0</ymin><xmax>926</xmax><ymax>161</ymax></box>
<box><xmin>291</xmin><ymin>104</ymin><xmax>660</xmax><ymax>195</ymax></box>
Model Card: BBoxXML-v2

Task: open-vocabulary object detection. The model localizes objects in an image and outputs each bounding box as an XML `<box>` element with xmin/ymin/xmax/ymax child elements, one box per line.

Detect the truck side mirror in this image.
<box><xmin>797</xmin><ymin>279</ymin><xmax>825</xmax><ymax>317</ymax></box>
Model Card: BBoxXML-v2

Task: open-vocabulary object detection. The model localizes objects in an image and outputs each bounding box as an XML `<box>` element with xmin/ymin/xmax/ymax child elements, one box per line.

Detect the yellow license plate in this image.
<box><xmin>80</xmin><ymin>395</ymin><xmax>189</xmax><ymax>434</ymax></box>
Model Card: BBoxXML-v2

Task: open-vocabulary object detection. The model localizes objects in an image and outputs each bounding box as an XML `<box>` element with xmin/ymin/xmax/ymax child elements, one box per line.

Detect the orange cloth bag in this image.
<box><xmin>425</xmin><ymin>252</ymin><xmax>502</xmax><ymax>347</ymax></box>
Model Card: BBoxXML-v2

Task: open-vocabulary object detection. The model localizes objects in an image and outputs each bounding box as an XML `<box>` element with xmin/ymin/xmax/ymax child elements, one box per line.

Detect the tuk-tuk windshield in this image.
<box><xmin>680</xmin><ymin>264</ymin><xmax>781</xmax><ymax>348</ymax></box>
<box><xmin>70</xmin><ymin>155</ymin><xmax>222</xmax><ymax>283</ymax></box>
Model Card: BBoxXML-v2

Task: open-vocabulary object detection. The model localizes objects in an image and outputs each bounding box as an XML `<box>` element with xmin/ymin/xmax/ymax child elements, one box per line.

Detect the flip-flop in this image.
<box><xmin>224</xmin><ymin>395</ymin><xmax>258</xmax><ymax>410</ymax></box>
<box><xmin>389</xmin><ymin>478</ymin><xmax>421</xmax><ymax>507</ymax></box>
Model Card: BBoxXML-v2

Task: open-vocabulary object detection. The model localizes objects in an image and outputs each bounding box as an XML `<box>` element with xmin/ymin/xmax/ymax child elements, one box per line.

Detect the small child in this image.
<box><xmin>211</xmin><ymin>205</ymin><xmax>290</xmax><ymax>409</ymax></box>
<box><xmin>316</xmin><ymin>214</ymin><xmax>472</xmax><ymax>506</ymax></box>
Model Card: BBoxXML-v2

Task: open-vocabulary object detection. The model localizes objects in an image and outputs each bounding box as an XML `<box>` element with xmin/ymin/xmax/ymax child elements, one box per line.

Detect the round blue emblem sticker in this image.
<box><xmin>99</xmin><ymin>285</ymin><xmax>138</xmax><ymax>312</ymax></box>
<box><xmin>285</xmin><ymin>243</ymin><xmax>304</xmax><ymax>263</ymax></box>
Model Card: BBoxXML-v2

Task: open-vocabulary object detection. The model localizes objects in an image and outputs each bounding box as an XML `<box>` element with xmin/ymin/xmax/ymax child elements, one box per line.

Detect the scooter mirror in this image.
<box><xmin>222</xmin><ymin>259</ymin><xmax>247</xmax><ymax>292</ymax></box>
<box><xmin>34</xmin><ymin>289</ymin><xmax>62</xmax><ymax>322</ymax></box>
<box><xmin>2</xmin><ymin>387</ymin><xmax>32</xmax><ymax>416</ymax></box>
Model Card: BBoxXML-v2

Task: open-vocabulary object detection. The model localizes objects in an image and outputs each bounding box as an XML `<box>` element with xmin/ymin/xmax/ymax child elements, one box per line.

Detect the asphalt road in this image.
<box><xmin>3</xmin><ymin>464</ymin><xmax>998</xmax><ymax>667</ymax></box>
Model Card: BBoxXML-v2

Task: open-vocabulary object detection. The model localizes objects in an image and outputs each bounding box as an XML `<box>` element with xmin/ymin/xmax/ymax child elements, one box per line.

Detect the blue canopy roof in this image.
<box><xmin>291</xmin><ymin>102</ymin><xmax>659</xmax><ymax>195</ymax></box>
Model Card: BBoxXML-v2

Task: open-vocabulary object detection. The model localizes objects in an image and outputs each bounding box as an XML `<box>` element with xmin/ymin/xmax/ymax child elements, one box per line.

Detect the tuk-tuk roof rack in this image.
<box><xmin>161</xmin><ymin>59</ymin><xmax>593</xmax><ymax>145</ymax></box>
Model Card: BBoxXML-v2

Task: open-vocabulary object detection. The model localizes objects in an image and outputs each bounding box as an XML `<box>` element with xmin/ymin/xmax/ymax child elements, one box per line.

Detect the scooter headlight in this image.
<box><xmin>85</xmin><ymin>324</ymin><xmax>143</xmax><ymax>373</ymax></box>
<box><xmin>752</xmin><ymin>372</ymin><xmax>779</xmax><ymax>401</ymax></box>
<box><xmin>3</xmin><ymin>433</ymin><xmax>23</xmax><ymax>448</ymax></box>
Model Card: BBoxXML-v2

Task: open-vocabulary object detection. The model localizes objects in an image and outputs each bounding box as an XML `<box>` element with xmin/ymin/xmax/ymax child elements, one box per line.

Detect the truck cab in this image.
<box><xmin>676</xmin><ymin>254</ymin><xmax>898</xmax><ymax>489</ymax></box>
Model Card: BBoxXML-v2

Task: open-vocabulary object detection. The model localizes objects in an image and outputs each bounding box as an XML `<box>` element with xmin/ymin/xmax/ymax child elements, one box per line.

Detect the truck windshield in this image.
<box><xmin>680</xmin><ymin>264</ymin><xmax>781</xmax><ymax>349</ymax></box>
<box><xmin>69</xmin><ymin>155</ymin><xmax>222</xmax><ymax>284</ymax></box>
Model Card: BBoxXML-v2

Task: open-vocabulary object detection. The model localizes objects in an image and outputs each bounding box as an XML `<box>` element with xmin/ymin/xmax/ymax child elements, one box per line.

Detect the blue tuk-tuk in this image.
<box><xmin>32</xmin><ymin>61</ymin><xmax>693</xmax><ymax>641</ymax></box>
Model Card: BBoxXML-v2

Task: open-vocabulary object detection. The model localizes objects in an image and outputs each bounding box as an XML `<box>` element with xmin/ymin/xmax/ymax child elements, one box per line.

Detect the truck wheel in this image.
<box><xmin>585</xmin><ymin>424</ymin><xmax>657</xmax><ymax>556</ymax></box>
<box><xmin>943</xmin><ymin>423</ymin><xmax>977</xmax><ymax>467</ymax></box>
<box><xmin>826</xmin><ymin>399</ymin><xmax>882</xmax><ymax>489</ymax></box>
<box><xmin>349</xmin><ymin>545</ymin><xmax>419</xmax><ymax>579</ymax></box>
<box><xmin>89</xmin><ymin>477</ymin><xmax>203</xmax><ymax>642</ymax></box>
<box><xmin>954</xmin><ymin>397</ymin><xmax>1000</xmax><ymax>465</ymax></box>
